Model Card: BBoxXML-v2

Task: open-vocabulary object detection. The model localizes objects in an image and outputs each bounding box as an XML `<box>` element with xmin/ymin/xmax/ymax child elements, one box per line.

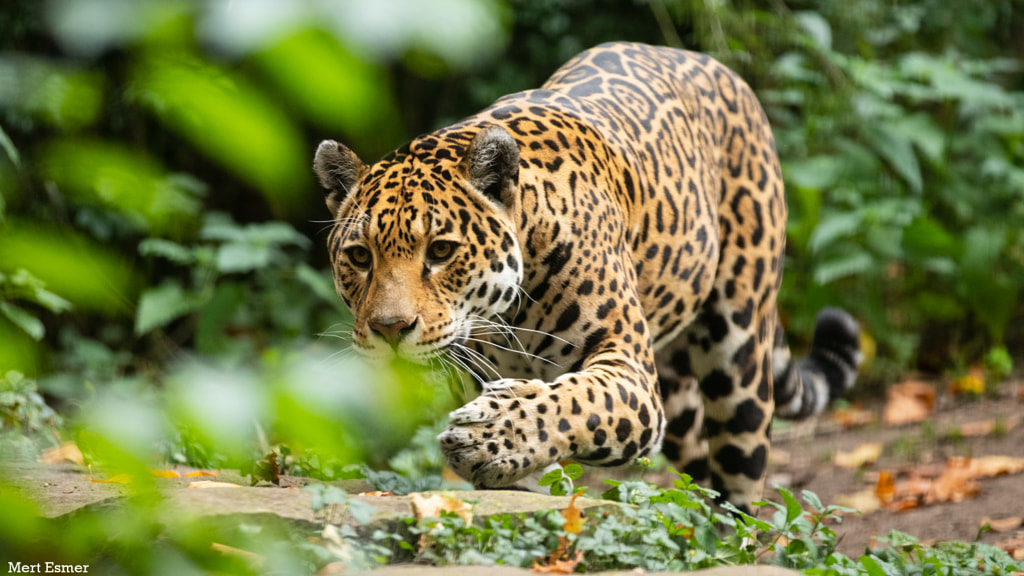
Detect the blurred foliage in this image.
<box><xmin>1</xmin><ymin>0</ymin><xmax>1024</xmax><ymax>570</ymax></box>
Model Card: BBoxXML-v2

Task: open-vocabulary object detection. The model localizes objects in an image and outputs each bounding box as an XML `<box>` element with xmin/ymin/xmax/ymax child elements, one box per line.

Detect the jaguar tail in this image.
<box><xmin>772</xmin><ymin>307</ymin><xmax>862</xmax><ymax>419</ymax></box>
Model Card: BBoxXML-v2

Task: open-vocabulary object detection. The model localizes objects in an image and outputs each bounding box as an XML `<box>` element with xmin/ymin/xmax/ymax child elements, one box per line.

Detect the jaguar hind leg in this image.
<box><xmin>655</xmin><ymin>371</ymin><xmax>708</xmax><ymax>482</ymax></box>
<box><xmin>657</xmin><ymin>289</ymin><xmax>777</xmax><ymax>515</ymax></box>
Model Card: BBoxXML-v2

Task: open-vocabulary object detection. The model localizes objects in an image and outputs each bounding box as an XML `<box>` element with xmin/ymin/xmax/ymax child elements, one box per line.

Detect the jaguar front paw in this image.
<box><xmin>438</xmin><ymin>381</ymin><xmax>565</xmax><ymax>488</ymax></box>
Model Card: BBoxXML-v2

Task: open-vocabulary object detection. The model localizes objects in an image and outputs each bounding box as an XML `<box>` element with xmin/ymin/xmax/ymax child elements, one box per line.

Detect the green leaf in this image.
<box><xmin>801</xmin><ymin>490</ymin><xmax>824</xmax><ymax>513</ymax></box>
<box><xmin>863</xmin><ymin>124</ymin><xmax>922</xmax><ymax>193</ymax></box>
<box><xmin>9</xmin><ymin>269</ymin><xmax>72</xmax><ymax>313</ymax></box>
<box><xmin>243</xmin><ymin>222</ymin><xmax>310</xmax><ymax>249</ymax></box>
<box><xmin>538</xmin><ymin>468</ymin><xmax>562</xmax><ymax>487</ymax></box>
<box><xmin>901</xmin><ymin>217</ymin><xmax>961</xmax><ymax>262</ymax></box>
<box><xmin>0</xmin><ymin>225</ymin><xmax>136</xmax><ymax>314</ymax></box>
<box><xmin>255</xmin><ymin>29</ymin><xmax>398</xmax><ymax>139</ymax></box>
<box><xmin>195</xmin><ymin>282</ymin><xmax>245</xmax><ymax>355</ymax></box>
<box><xmin>960</xmin><ymin>226</ymin><xmax>1005</xmax><ymax>274</ymax></box>
<box><xmin>859</xmin><ymin>555</ymin><xmax>887</xmax><ymax>576</ymax></box>
<box><xmin>0</xmin><ymin>302</ymin><xmax>45</xmax><ymax>341</ymax></box>
<box><xmin>563</xmin><ymin>463</ymin><xmax>583</xmax><ymax>480</ymax></box>
<box><xmin>808</xmin><ymin>211</ymin><xmax>863</xmax><ymax>254</ymax></box>
<box><xmin>139</xmin><ymin>238</ymin><xmax>197</xmax><ymax>265</ymax></box>
<box><xmin>0</xmin><ymin>123</ymin><xmax>21</xmax><ymax>169</ymax></box>
<box><xmin>296</xmin><ymin>263</ymin><xmax>343</xmax><ymax>309</ymax></box>
<box><xmin>133</xmin><ymin>55</ymin><xmax>308</xmax><ymax>214</ymax></box>
<box><xmin>134</xmin><ymin>282</ymin><xmax>201</xmax><ymax>335</ymax></box>
<box><xmin>813</xmin><ymin>248</ymin><xmax>874</xmax><ymax>285</ymax></box>
<box><xmin>962</xmin><ymin>272</ymin><xmax>1017</xmax><ymax>343</ymax></box>
<box><xmin>778</xmin><ymin>486</ymin><xmax>803</xmax><ymax>524</ymax></box>
<box><xmin>794</xmin><ymin>11</ymin><xmax>832</xmax><ymax>50</ymax></box>
<box><xmin>783</xmin><ymin>156</ymin><xmax>844</xmax><ymax>191</ymax></box>
<box><xmin>216</xmin><ymin>243</ymin><xmax>271</xmax><ymax>273</ymax></box>
<box><xmin>890</xmin><ymin>113</ymin><xmax>945</xmax><ymax>164</ymax></box>
<box><xmin>39</xmin><ymin>138</ymin><xmax>203</xmax><ymax>232</ymax></box>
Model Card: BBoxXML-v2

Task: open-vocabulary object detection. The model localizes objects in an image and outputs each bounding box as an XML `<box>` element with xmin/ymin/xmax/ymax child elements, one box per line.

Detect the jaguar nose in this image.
<box><xmin>368</xmin><ymin>316</ymin><xmax>418</xmax><ymax>347</ymax></box>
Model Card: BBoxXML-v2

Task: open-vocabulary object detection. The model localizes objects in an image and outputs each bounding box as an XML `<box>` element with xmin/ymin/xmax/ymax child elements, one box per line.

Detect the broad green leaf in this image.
<box><xmin>216</xmin><ymin>243</ymin><xmax>271</xmax><ymax>273</ymax></box>
<box><xmin>890</xmin><ymin>113</ymin><xmax>945</xmax><ymax>164</ymax></box>
<box><xmin>794</xmin><ymin>11</ymin><xmax>832</xmax><ymax>50</ymax></box>
<box><xmin>138</xmin><ymin>238</ymin><xmax>196</xmax><ymax>265</ymax></box>
<box><xmin>538</xmin><ymin>468</ymin><xmax>562</xmax><ymax>487</ymax></box>
<box><xmin>0</xmin><ymin>225</ymin><xmax>136</xmax><ymax>314</ymax></box>
<box><xmin>243</xmin><ymin>222</ymin><xmax>310</xmax><ymax>249</ymax></box>
<box><xmin>134</xmin><ymin>282</ymin><xmax>200</xmax><ymax>335</ymax></box>
<box><xmin>0</xmin><ymin>302</ymin><xmax>45</xmax><ymax>341</ymax></box>
<box><xmin>0</xmin><ymin>123</ymin><xmax>20</xmax><ymax>169</ymax></box>
<box><xmin>813</xmin><ymin>247</ymin><xmax>874</xmax><ymax>285</ymax></box>
<box><xmin>564</xmin><ymin>463</ymin><xmax>583</xmax><ymax>480</ymax></box>
<box><xmin>863</xmin><ymin>124</ymin><xmax>922</xmax><ymax>193</ymax></box>
<box><xmin>783</xmin><ymin>156</ymin><xmax>844</xmax><ymax>191</ymax></box>
<box><xmin>801</xmin><ymin>490</ymin><xmax>824</xmax><ymax>513</ymax></box>
<box><xmin>808</xmin><ymin>211</ymin><xmax>863</xmax><ymax>254</ymax></box>
<box><xmin>859</xmin><ymin>555</ymin><xmax>887</xmax><ymax>576</ymax></box>
<box><xmin>0</xmin><ymin>57</ymin><xmax>103</xmax><ymax>130</ymax></box>
<box><xmin>778</xmin><ymin>486</ymin><xmax>802</xmax><ymax>524</ymax></box>
<box><xmin>9</xmin><ymin>269</ymin><xmax>72</xmax><ymax>313</ymax></box>
<box><xmin>133</xmin><ymin>56</ymin><xmax>308</xmax><ymax>213</ymax></box>
<box><xmin>296</xmin><ymin>263</ymin><xmax>342</xmax><ymax>308</ymax></box>
<box><xmin>960</xmin><ymin>226</ymin><xmax>1005</xmax><ymax>273</ymax></box>
<box><xmin>255</xmin><ymin>29</ymin><xmax>398</xmax><ymax>139</ymax></box>
<box><xmin>39</xmin><ymin>139</ymin><xmax>202</xmax><ymax>232</ymax></box>
<box><xmin>901</xmin><ymin>217</ymin><xmax>961</xmax><ymax>262</ymax></box>
<box><xmin>962</xmin><ymin>272</ymin><xmax>1016</xmax><ymax>343</ymax></box>
<box><xmin>195</xmin><ymin>282</ymin><xmax>245</xmax><ymax>355</ymax></box>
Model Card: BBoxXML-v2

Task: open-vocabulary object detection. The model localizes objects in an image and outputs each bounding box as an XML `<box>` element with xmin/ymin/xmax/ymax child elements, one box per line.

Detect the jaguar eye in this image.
<box><xmin>345</xmin><ymin>246</ymin><xmax>371</xmax><ymax>268</ymax></box>
<box><xmin>427</xmin><ymin>240</ymin><xmax>457</xmax><ymax>262</ymax></box>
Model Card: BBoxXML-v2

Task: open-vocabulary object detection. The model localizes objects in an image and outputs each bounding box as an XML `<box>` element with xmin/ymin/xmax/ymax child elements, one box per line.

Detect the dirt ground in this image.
<box><xmin>763</xmin><ymin>384</ymin><xmax>1024</xmax><ymax>556</ymax></box>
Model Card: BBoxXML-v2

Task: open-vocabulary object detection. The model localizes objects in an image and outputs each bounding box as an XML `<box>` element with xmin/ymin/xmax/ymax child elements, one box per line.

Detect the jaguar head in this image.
<box><xmin>314</xmin><ymin>126</ymin><xmax>524</xmax><ymax>363</ymax></box>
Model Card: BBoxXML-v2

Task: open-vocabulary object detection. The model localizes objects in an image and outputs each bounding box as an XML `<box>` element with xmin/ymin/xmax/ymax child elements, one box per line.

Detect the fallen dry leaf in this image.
<box><xmin>183</xmin><ymin>470</ymin><xmax>220</xmax><ymax>477</ymax></box>
<box><xmin>38</xmin><ymin>442</ymin><xmax>84</xmax><ymax>465</ymax></box>
<box><xmin>951</xmin><ymin>365</ymin><xmax>985</xmax><ymax>396</ymax></box>
<box><xmin>356</xmin><ymin>491</ymin><xmax>394</xmax><ymax>497</ymax></box>
<box><xmin>834</xmin><ymin>442</ymin><xmax>883</xmax><ymax>469</ymax></box>
<box><xmin>980</xmin><ymin>516</ymin><xmax>1023</xmax><ymax>532</ymax></box>
<box><xmin>959</xmin><ymin>419</ymin><xmax>997</xmax><ymax>437</ymax></box>
<box><xmin>884</xmin><ymin>381</ymin><xmax>935</xmax><ymax>426</ymax></box>
<box><xmin>835</xmin><ymin>488</ymin><xmax>882</xmax><ymax>514</ymax></box>
<box><xmin>874</xmin><ymin>455</ymin><xmax>1024</xmax><ymax>513</ymax></box>
<box><xmin>410</xmin><ymin>493</ymin><xmax>474</xmax><ymax>557</ymax></box>
<box><xmin>561</xmin><ymin>492</ymin><xmax>588</xmax><ymax>535</ymax></box>
<box><xmin>150</xmin><ymin>469</ymin><xmax>182</xmax><ymax>478</ymax></box>
<box><xmin>875</xmin><ymin>470</ymin><xmax>896</xmax><ymax>504</ymax></box>
<box><xmin>532</xmin><ymin>550</ymin><xmax>584</xmax><ymax>574</ymax></box>
<box><xmin>211</xmin><ymin>542</ymin><xmax>263</xmax><ymax>566</ymax></box>
<box><xmin>995</xmin><ymin>536</ymin><xmax>1024</xmax><ymax>561</ymax></box>
<box><xmin>832</xmin><ymin>404</ymin><xmax>874</xmax><ymax>429</ymax></box>
<box><xmin>930</xmin><ymin>457</ymin><xmax>979</xmax><ymax>503</ymax></box>
<box><xmin>188</xmin><ymin>481</ymin><xmax>241</xmax><ymax>489</ymax></box>
<box><xmin>253</xmin><ymin>451</ymin><xmax>281</xmax><ymax>485</ymax></box>
<box><xmin>89</xmin><ymin>473</ymin><xmax>133</xmax><ymax>484</ymax></box>
<box><xmin>410</xmin><ymin>493</ymin><xmax>473</xmax><ymax>524</ymax></box>
<box><xmin>970</xmin><ymin>455</ymin><xmax>1024</xmax><ymax>477</ymax></box>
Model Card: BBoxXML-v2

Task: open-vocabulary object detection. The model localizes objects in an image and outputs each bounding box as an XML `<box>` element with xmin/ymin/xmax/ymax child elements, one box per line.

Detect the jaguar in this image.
<box><xmin>313</xmin><ymin>42</ymin><xmax>862</xmax><ymax>513</ymax></box>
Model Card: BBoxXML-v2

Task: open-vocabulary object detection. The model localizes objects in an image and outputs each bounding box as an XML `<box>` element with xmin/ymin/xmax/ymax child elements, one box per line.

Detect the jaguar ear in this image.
<box><xmin>461</xmin><ymin>126</ymin><xmax>519</xmax><ymax>208</ymax></box>
<box><xmin>314</xmin><ymin>140</ymin><xmax>366</xmax><ymax>214</ymax></box>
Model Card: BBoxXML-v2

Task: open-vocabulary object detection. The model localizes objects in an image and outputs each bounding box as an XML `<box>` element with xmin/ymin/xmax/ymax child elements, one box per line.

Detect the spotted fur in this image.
<box><xmin>314</xmin><ymin>42</ymin><xmax>861</xmax><ymax>512</ymax></box>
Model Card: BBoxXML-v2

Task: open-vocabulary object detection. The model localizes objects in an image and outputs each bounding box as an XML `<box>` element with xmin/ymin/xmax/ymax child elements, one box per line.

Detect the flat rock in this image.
<box><xmin>3</xmin><ymin>462</ymin><xmax>622</xmax><ymax>529</ymax></box>
<box><xmin>351</xmin><ymin>565</ymin><xmax>802</xmax><ymax>576</ymax></box>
